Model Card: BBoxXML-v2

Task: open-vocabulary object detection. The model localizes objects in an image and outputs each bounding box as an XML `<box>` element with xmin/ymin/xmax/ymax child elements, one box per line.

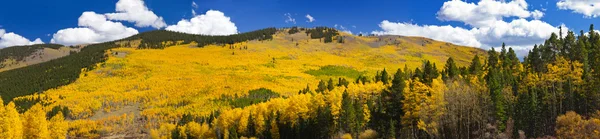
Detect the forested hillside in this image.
<box><xmin>0</xmin><ymin>44</ymin><xmax>65</xmax><ymax>68</ymax></box>
<box><xmin>0</xmin><ymin>28</ymin><xmax>277</xmax><ymax>105</ymax></box>
<box><xmin>11</xmin><ymin>25</ymin><xmax>599</xmax><ymax>138</ymax></box>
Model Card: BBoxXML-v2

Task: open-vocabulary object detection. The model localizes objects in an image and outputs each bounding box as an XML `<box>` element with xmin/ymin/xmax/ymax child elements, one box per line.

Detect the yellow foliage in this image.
<box><xmin>341</xmin><ymin>133</ymin><xmax>353</xmax><ymax>139</ymax></box>
<box><xmin>150</xmin><ymin>123</ymin><xmax>176</xmax><ymax>139</ymax></box>
<box><xmin>0</xmin><ymin>102</ymin><xmax>23</xmax><ymax>139</ymax></box>
<box><xmin>402</xmin><ymin>79</ymin><xmax>446</xmax><ymax>137</ymax></box>
<box><xmin>23</xmin><ymin>104</ymin><xmax>49</xmax><ymax>139</ymax></box>
<box><xmin>10</xmin><ymin>32</ymin><xmax>482</xmax><ymax>136</ymax></box>
<box><xmin>556</xmin><ymin>111</ymin><xmax>600</xmax><ymax>139</ymax></box>
<box><xmin>67</xmin><ymin>120</ymin><xmax>99</xmax><ymax>138</ymax></box>
<box><xmin>185</xmin><ymin>122</ymin><xmax>213</xmax><ymax>138</ymax></box>
<box><xmin>48</xmin><ymin>113</ymin><xmax>68</xmax><ymax>139</ymax></box>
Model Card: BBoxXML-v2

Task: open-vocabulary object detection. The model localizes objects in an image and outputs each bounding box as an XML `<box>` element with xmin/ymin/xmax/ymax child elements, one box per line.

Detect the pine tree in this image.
<box><xmin>387</xmin><ymin>68</ymin><xmax>406</xmax><ymax>123</ymax></box>
<box><xmin>469</xmin><ymin>55</ymin><xmax>482</xmax><ymax>75</ymax></box>
<box><xmin>444</xmin><ymin>57</ymin><xmax>458</xmax><ymax>80</ymax></box>
<box><xmin>487</xmin><ymin>66</ymin><xmax>506</xmax><ymax>131</ymax></box>
<box><xmin>381</xmin><ymin>69</ymin><xmax>389</xmax><ymax>84</ymax></box>
<box><xmin>507</xmin><ymin>48</ymin><xmax>519</xmax><ymax>69</ymax></box>
<box><xmin>327</xmin><ymin>78</ymin><xmax>335</xmax><ymax>91</ymax></box>
<box><xmin>488</xmin><ymin>48</ymin><xmax>500</xmax><ymax>69</ymax></box>
<box><xmin>247</xmin><ymin>113</ymin><xmax>256</xmax><ymax>137</ymax></box>
<box><xmin>317</xmin><ymin>80</ymin><xmax>327</xmax><ymax>93</ymax></box>
<box><xmin>340</xmin><ymin>90</ymin><xmax>356</xmax><ymax>134</ymax></box>
<box><xmin>501</xmin><ymin>43</ymin><xmax>509</xmax><ymax>68</ymax></box>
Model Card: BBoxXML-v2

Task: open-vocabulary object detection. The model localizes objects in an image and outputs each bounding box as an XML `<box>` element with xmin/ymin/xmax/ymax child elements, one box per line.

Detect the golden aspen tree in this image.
<box><xmin>185</xmin><ymin>121</ymin><xmax>214</xmax><ymax>138</ymax></box>
<box><xmin>178</xmin><ymin>125</ymin><xmax>188</xmax><ymax>139</ymax></box>
<box><xmin>1</xmin><ymin>102</ymin><xmax>23</xmax><ymax>139</ymax></box>
<box><xmin>0</xmin><ymin>98</ymin><xmax>6</xmax><ymax>138</ymax></box>
<box><xmin>23</xmin><ymin>104</ymin><xmax>49</xmax><ymax>139</ymax></box>
<box><xmin>49</xmin><ymin>113</ymin><xmax>68</xmax><ymax>139</ymax></box>
<box><xmin>417</xmin><ymin>79</ymin><xmax>446</xmax><ymax>137</ymax></box>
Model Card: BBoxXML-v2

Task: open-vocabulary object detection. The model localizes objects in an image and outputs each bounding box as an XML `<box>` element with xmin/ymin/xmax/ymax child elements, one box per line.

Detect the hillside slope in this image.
<box><xmin>1</xmin><ymin>27</ymin><xmax>486</xmax><ymax>138</ymax></box>
<box><xmin>0</xmin><ymin>44</ymin><xmax>74</xmax><ymax>72</ymax></box>
<box><xmin>0</xmin><ymin>28</ymin><xmax>277</xmax><ymax>104</ymax></box>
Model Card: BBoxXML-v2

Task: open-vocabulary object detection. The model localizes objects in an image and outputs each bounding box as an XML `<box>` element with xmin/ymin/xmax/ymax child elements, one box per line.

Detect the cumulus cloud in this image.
<box><xmin>437</xmin><ymin>0</ymin><xmax>543</xmax><ymax>27</ymax></box>
<box><xmin>284</xmin><ymin>13</ymin><xmax>296</xmax><ymax>24</ymax></box>
<box><xmin>165</xmin><ymin>10</ymin><xmax>238</xmax><ymax>35</ymax></box>
<box><xmin>532</xmin><ymin>10</ymin><xmax>544</xmax><ymax>19</ymax></box>
<box><xmin>306</xmin><ymin>14</ymin><xmax>315</xmax><ymax>22</ymax></box>
<box><xmin>557</xmin><ymin>0</ymin><xmax>600</xmax><ymax>18</ymax></box>
<box><xmin>105</xmin><ymin>0</ymin><xmax>166</xmax><ymax>29</ymax></box>
<box><xmin>51</xmin><ymin>12</ymin><xmax>139</xmax><ymax>46</ymax></box>
<box><xmin>372</xmin><ymin>21</ymin><xmax>481</xmax><ymax>47</ymax></box>
<box><xmin>375</xmin><ymin>0</ymin><xmax>561</xmax><ymax>58</ymax></box>
<box><xmin>0</xmin><ymin>29</ymin><xmax>44</xmax><ymax>48</ymax></box>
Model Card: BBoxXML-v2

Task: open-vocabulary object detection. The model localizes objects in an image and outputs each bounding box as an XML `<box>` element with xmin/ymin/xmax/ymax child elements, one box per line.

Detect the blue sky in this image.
<box><xmin>1</xmin><ymin>0</ymin><xmax>600</xmax><ymax>56</ymax></box>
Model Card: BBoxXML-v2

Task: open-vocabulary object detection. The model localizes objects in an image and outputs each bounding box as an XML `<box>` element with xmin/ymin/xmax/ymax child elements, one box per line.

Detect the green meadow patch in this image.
<box><xmin>305</xmin><ymin>65</ymin><xmax>364</xmax><ymax>79</ymax></box>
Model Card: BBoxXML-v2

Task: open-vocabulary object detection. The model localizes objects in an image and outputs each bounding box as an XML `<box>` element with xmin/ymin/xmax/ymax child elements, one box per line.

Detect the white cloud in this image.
<box><xmin>334</xmin><ymin>24</ymin><xmax>353</xmax><ymax>35</ymax></box>
<box><xmin>437</xmin><ymin>0</ymin><xmax>543</xmax><ymax>27</ymax></box>
<box><xmin>532</xmin><ymin>10</ymin><xmax>544</xmax><ymax>19</ymax></box>
<box><xmin>557</xmin><ymin>0</ymin><xmax>600</xmax><ymax>18</ymax></box>
<box><xmin>372</xmin><ymin>19</ymin><xmax>559</xmax><ymax>58</ymax></box>
<box><xmin>165</xmin><ymin>10</ymin><xmax>238</xmax><ymax>35</ymax></box>
<box><xmin>372</xmin><ymin>20</ymin><xmax>482</xmax><ymax>47</ymax></box>
<box><xmin>472</xmin><ymin>19</ymin><xmax>558</xmax><ymax>46</ymax></box>
<box><xmin>284</xmin><ymin>13</ymin><xmax>296</xmax><ymax>24</ymax></box>
<box><xmin>192</xmin><ymin>1</ymin><xmax>198</xmax><ymax>9</ymax></box>
<box><xmin>105</xmin><ymin>0</ymin><xmax>166</xmax><ymax>29</ymax></box>
<box><xmin>191</xmin><ymin>2</ymin><xmax>198</xmax><ymax>16</ymax></box>
<box><xmin>373</xmin><ymin>0</ymin><xmax>561</xmax><ymax>58</ymax></box>
<box><xmin>305</xmin><ymin>14</ymin><xmax>315</xmax><ymax>22</ymax></box>
<box><xmin>51</xmin><ymin>12</ymin><xmax>139</xmax><ymax>46</ymax></box>
<box><xmin>0</xmin><ymin>29</ymin><xmax>44</xmax><ymax>48</ymax></box>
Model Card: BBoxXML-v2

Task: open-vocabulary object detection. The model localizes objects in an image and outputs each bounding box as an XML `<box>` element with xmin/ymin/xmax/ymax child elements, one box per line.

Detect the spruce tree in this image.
<box><xmin>469</xmin><ymin>55</ymin><xmax>482</xmax><ymax>75</ymax></box>
<box><xmin>381</xmin><ymin>68</ymin><xmax>389</xmax><ymax>84</ymax></box>
<box><xmin>327</xmin><ymin>78</ymin><xmax>334</xmax><ymax>91</ymax></box>
<box><xmin>444</xmin><ymin>57</ymin><xmax>458</xmax><ymax>80</ymax></box>
<box><xmin>317</xmin><ymin>80</ymin><xmax>327</xmax><ymax>93</ymax></box>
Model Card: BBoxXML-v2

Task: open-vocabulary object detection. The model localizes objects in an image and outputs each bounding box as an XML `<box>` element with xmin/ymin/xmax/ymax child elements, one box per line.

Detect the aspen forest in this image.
<box><xmin>1</xmin><ymin>24</ymin><xmax>599</xmax><ymax>139</ymax></box>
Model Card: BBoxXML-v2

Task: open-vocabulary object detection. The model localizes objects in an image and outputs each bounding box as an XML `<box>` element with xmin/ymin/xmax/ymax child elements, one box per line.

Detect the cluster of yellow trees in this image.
<box><xmin>0</xmin><ymin>99</ymin><xmax>67</xmax><ymax>139</ymax></box>
<box><xmin>1</xmin><ymin>33</ymin><xmax>485</xmax><ymax>138</ymax></box>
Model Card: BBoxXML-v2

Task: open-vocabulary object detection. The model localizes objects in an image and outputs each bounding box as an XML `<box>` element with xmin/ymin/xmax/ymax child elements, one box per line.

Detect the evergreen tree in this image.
<box><xmin>501</xmin><ymin>43</ymin><xmax>508</xmax><ymax>68</ymax></box>
<box><xmin>340</xmin><ymin>90</ymin><xmax>356</xmax><ymax>134</ymax></box>
<box><xmin>247</xmin><ymin>113</ymin><xmax>256</xmax><ymax>137</ymax></box>
<box><xmin>469</xmin><ymin>55</ymin><xmax>483</xmax><ymax>75</ymax></box>
<box><xmin>444</xmin><ymin>57</ymin><xmax>458</xmax><ymax>80</ymax></box>
<box><xmin>381</xmin><ymin>69</ymin><xmax>389</xmax><ymax>84</ymax></box>
<box><xmin>507</xmin><ymin>48</ymin><xmax>519</xmax><ymax>69</ymax></box>
<box><xmin>488</xmin><ymin>48</ymin><xmax>500</xmax><ymax>69</ymax></box>
<box><xmin>317</xmin><ymin>80</ymin><xmax>327</xmax><ymax>93</ymax></box>
<box><xmin>327</xmin><ymin>78</ymin><xmax>335</xmax><ymax>91</ymax></box>
<box><xmin>486</xmin><ymin>49</ymin><xmax>507</xmax><ymax>131</ymax></box>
